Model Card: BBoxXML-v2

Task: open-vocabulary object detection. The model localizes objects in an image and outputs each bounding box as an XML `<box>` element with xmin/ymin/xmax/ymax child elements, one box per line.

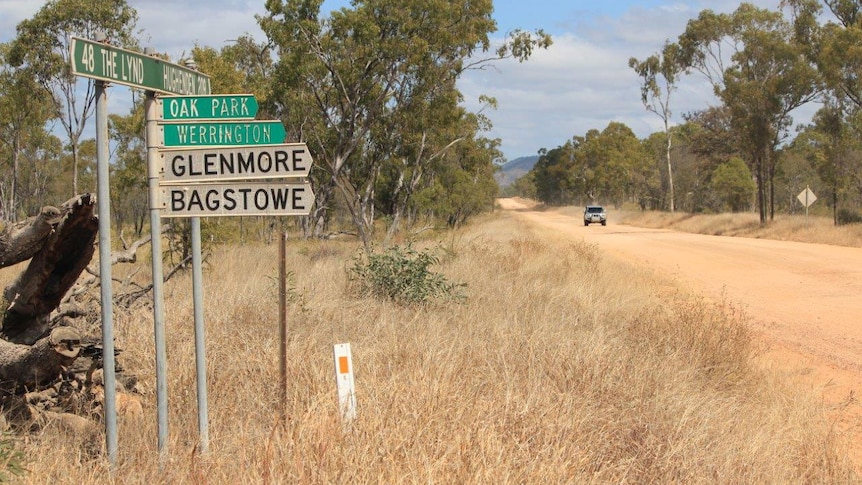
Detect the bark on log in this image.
<box><xmin>2</xmin><ymin>194</ymin><xmax>97</xmax><ymax>345</ymax></box>
<box><xmin>0</xmin><ymin>206</ymin><xmax>64</xmax><ymax>268</ymax></box>
<box><xmin>0</xmin><ymin>327</ymin><xmax>81</xmax><ymax>394</ymax></box>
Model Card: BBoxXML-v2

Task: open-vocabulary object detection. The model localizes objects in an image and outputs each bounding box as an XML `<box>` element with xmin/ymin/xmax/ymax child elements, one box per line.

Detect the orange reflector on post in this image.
<box><xmin>333</xmin><ymin>343</ymin><xmax>356</xmax><ymax>423</ymax></box>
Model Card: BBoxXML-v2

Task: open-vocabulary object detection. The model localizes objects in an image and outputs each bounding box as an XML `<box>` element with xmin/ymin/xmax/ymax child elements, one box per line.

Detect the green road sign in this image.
<box><xmin>70</xmin><ymin>37</ymin><xmax>211</xmax><ymax>95</ymax></box>
<box><xmin>158</xmin><ymin>94</ymin><xmax>258</xmax><ymax>120</ymax></box>
<box><xmin>158</xmin><ymin>121</ymin><xmax>286</xmax><ymax>147</ymax></box>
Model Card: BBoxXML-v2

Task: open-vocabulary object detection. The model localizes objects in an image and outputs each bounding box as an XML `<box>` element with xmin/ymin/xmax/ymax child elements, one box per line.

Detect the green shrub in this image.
<box><xmin>837</xmin><ymin>208</ymin><xmax>862</xmax><ymax>225</ymax></box>
<box><xmin>0</xmin><ymin>433</ymin><xmax>25</xmax><ymax>482</ymax></box>
<box><xmin>349</xmin><ymin>244</ymin><xmax>465</xmax><ymax>305</ymax></box>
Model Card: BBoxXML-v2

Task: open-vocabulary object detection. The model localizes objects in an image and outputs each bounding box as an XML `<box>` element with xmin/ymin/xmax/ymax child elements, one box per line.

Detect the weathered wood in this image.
<box><xmin>0</xmin><ymin>206</ymin><xmax>64</xmax><ymax>268</ymax></box>
<box><xmin>2</xmin><ymin>194</ymin><xmax>97</xmax><ymax>344</ymax></box>
<box><xmin>0</xmin><ymin>327</ymin><xmax>81</xmax><ymax>393</ymax></box>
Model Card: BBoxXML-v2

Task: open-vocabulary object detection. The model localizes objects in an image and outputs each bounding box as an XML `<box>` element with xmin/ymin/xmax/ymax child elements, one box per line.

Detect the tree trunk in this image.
<box><xmin>0</xmin><ymin>194</ymin><xmax>96</xmax><ymax>392</ymax></box>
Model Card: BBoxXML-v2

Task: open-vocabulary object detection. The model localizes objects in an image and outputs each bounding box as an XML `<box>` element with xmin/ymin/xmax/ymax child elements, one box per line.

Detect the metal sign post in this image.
<box><xmin>191</xmin><ymin>216</ymin><xmax>209</xmax><ymax>452</ymax></box>
<box><xmin>71</xmin><ymin>36</ymin><xmax>213</xmax><ymax>461</ymax></box>
<box><xmin>145</xmin><ymin>92</ymin><xmax>170</xmax><ymax>454</ymax></box>
<box><xmin>95</xmin><ymin>78</ymin><xmax>118</xmax><ymax>466</ymax></box>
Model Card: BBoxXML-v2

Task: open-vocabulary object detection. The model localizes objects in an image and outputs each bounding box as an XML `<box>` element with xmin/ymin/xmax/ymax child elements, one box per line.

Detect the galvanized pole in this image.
<box><xmin>95</xmin><ymin>77</ymin><xmax>118</xmax><ymax>466</ymax></box>
<box><xmin>191</xmin><ymin>216</ymin><xmax>209</xmax><ymax>452</ymax></box>
<box><xmin>144</xmin><ymin>87</ymin><xmax>169</xmax><ymax>454</ymax></box>
<box><xmin>279</xmin><ymin>231</ymin><xmax>287</xmax><ymax>418</ymax></box>
<box><xmin>181</xmin><ymin>57</ymin><xmax>211</xmax><ymax>453</ymax></box>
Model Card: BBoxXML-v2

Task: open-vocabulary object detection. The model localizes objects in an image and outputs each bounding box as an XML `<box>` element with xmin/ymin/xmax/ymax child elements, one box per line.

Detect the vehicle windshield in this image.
<box><xmin>587</xmin><ymin>207</ymin><xmax>603</xmax><ymax>213</ymax></box>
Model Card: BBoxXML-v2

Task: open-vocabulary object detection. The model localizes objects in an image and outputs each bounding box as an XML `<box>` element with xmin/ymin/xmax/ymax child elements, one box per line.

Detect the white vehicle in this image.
<box><xmin>584</xmin><ymin>205</ymin><xmax>607</xmax><ymax>226</ymax></box>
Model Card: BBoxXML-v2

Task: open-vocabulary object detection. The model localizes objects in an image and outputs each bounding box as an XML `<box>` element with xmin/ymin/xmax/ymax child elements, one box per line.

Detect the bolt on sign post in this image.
<box><xmin>334</xmin><ymin>343</ymin><xmax>357</xmax><ymax>423</ymax></box>
<box><xmin>70</xmin><ymin>35</ymin><xmax>211</xmax><ymax>466</ymax></box>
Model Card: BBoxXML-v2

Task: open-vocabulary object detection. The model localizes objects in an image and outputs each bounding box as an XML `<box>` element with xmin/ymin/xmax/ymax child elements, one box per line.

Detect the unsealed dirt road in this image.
<box><xmin>498</xmin><ymin>198</ymin><xmax>862</xmax><ymax>459</ymax></box>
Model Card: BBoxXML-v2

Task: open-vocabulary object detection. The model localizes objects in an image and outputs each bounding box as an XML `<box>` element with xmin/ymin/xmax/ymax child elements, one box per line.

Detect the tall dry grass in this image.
<box><xmin>5</xmin><ymin>210</ymin><xmax>859</xmax><ymax>483</ymax></box>
<box><xmin>611</xmin><ymin>209</ymin><xmax>862</xmax><ymax>248</ymax></box>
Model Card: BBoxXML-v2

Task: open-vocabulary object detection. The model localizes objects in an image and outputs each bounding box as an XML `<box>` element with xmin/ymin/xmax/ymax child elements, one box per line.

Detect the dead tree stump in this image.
<box><xmin>0</xmin><ymin>194</ymin><xmax>97</xmax><ymax>393</ymax></box>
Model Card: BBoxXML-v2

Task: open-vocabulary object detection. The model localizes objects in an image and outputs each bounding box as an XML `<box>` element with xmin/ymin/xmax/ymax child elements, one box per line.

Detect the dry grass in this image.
<box><xmin>3</xmin><ymin>211</ymin><xmax>859</xmax><ymax>483</ymax></box>
<box><xmin>612</xmin><ymin>209</ymin><xmax>862</xmax><ymax>248</ymax></box>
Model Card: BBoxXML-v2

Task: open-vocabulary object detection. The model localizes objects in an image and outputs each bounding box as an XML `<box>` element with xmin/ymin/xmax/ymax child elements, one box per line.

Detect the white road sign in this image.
<box><xmin>159</xmin><ymin>144</ymin><xmax>312</xmax><ymax>183</ymax></box>
<box><xmin>797</xmin><ymin>187</ymin><xmax>817</xmax><ymax>208</ymax></box>
<box><xmin>160</xmin><ymin>182</ymin><xmax>314</xmax><ymax>218</ymax></box>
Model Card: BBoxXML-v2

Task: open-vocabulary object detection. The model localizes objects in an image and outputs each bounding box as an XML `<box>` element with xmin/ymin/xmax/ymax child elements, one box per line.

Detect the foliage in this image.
<box><xmin>259</xmin><ymin>0</ymin><xmax>550</xmax><ymax>245</ymax></box>
<box><xmin>629</xmin><ymin>41</ymin><xmax>683</xmax><ymax>211</ymax></box>
<box><xmin>349</xmin><ymin>243</ymin><xmax>465</xmax><ymax>305</ymax></box>
<box><xmin>837</xmin><ymin>208</ymin><xmax>862</xmax><ymax>225</ymax></box>
<box><xmin>710</xmin><ymin>157</ymin><xmax>756</xmax><ymax>212</ymax></box>
<box><xmin>0</xmin><ymin>433</ymin><xmax>25</xmax><ymax>482</ymax></box>
<box><xmin>531</xmin><ymin>122</ymin><xmax>651</xmax><ymax>207</ymax></box>
<box><xmin>7</xmin><ymin>0</ymin><xmax>138</xmax><ymax>197</ymax></box>
<box><xmin>676</xmin><ymin>3</ymin><xmax>821</xmax><ymax>223</ymax></box>
<box><xmin>0</xmin><ymin>43</ymin><xmax>55</xmax><ymax>221</ymax></box>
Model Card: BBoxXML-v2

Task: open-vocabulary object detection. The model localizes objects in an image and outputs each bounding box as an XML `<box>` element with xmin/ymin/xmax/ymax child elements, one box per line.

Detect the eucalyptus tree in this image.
<box><xmin>0</xmin><ymin>44</ymin><xmax>54</xmax><ymax>221</ymax></box>
<box><xmin>7</xmin><ymin>0</ymin><xmax>137</xmax><ymax>197</ymax></box>
<box><xmin>630</xmin><ymin>42</ymin><xmax>683</xmax><ymax>212</ymax></box>
<box><xmin>531</xmin><ymin>141</ymin><xmax>578</xmax><ymax>206</ymax></box>
<box><xmin>678</xmin><ymin>3</ymin><xmax>821</xmax><ymax>223</ymax></box>
<box><xmin>259</xmin><ymin>0</ymin><xmax>550</xmax><ymax>245</ymax></box>
<box><xmin>793</xmin><ymin>98</ymin><xmax>860</xmax><ymax>223</ymax></box>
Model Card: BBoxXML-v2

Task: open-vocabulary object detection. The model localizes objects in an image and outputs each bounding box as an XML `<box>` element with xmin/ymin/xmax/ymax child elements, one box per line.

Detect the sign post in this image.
<box><xmin>71</xmin><ymin>37</ymin><xmax>211</xmax><ymax>464</ymax></box>
<box><xmin>153</xmin><ymin>94</ymin><xmax>313</xmax><ymax>449</ymax></box>
<box><xmin>334</xmin><ymin>343</ymin><xmax>357</xmax><ymax>423</ymax></box>
<box><xmin>94</xmin><ymin>77</ymin><xmax>118</xmax><ymax>465</ymax></box>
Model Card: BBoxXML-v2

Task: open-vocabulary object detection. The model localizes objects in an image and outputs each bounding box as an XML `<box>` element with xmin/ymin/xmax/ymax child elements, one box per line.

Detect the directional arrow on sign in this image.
<box><xmin>158</xmin><ymin>143</ymin><xmax>312</xmax><ymax>183</ymax></box>
<box><xmin>158</xmin><ymin>120</ymin><xmax>286</xmax><ymax>147</ymax></box>
<box><xmin>158</xmin><ymin>94</ymin><xmax>259</xmax><ymax>121</ymax></box>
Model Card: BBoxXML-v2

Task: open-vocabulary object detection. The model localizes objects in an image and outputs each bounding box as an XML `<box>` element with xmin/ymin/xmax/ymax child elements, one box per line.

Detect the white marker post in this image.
<box><xmin>333</xmin><ymin>343</ymin><xmax>356</xmax><ymax>423</ymax></box>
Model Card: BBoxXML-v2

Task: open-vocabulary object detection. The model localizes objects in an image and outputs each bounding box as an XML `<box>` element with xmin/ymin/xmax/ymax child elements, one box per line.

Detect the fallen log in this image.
<box><xmin>0</xmin><ymin>327</ymin><xmax>81</xmax><ymax>394</ymax></box>
<box><xmin>2</xmin><ymin>194</ymin><xmax>97</xmax><ymax>345</ymax></box>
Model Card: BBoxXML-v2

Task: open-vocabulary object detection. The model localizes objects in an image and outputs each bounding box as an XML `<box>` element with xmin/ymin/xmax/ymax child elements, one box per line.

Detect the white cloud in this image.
<box><xmin>1</xmin><ymin>0</ymin><xmax>818</xmax><ymax>161</ymax></box>
<box><xmin>459</xmin><ymin>0</ymin><xmax>789</xmax><ymax>159</ymax></box>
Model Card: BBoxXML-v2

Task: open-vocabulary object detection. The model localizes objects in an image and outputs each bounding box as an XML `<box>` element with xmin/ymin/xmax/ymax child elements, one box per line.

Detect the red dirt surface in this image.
<box><xmin>498</xmin><ymin>198</ymin><xmax>862</xmax><ymax>463</ymax></box>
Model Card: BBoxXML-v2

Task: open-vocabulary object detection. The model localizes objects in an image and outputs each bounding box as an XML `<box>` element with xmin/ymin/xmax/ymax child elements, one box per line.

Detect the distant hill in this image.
<box><xmin>495</xmin><ymin>155</ymin><xmax>538</xmax><ymax>187</ymax></box>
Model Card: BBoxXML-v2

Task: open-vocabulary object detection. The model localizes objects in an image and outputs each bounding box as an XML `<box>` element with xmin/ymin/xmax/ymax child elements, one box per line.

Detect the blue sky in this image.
<box><xmin>2</xmin><ymin>0</ymin><xmax>794</xmax><ymax>160</ymax></box>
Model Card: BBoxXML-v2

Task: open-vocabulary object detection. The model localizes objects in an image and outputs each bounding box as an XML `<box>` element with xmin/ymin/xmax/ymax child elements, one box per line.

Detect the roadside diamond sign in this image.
<box><xmin>158</xmin><ymin>94</ymin><xmax>258</xmax><ymax>121</ymax></box>
<box><xmin>797</xmin><ymin>187</ymin><xmax>817</xmax><ymax>208</ymax></box>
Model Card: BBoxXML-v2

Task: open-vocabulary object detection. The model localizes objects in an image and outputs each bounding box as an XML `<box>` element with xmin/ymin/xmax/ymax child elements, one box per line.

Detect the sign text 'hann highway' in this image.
<box><xmin>159</xmin><ymin>144</ymin><xmax>312</xmax><ymax>183</ymax></box>
<box><xmin>161</xmin><ymin>182</ymin><xmax>314</xmax><ymax>218</ymax></box>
